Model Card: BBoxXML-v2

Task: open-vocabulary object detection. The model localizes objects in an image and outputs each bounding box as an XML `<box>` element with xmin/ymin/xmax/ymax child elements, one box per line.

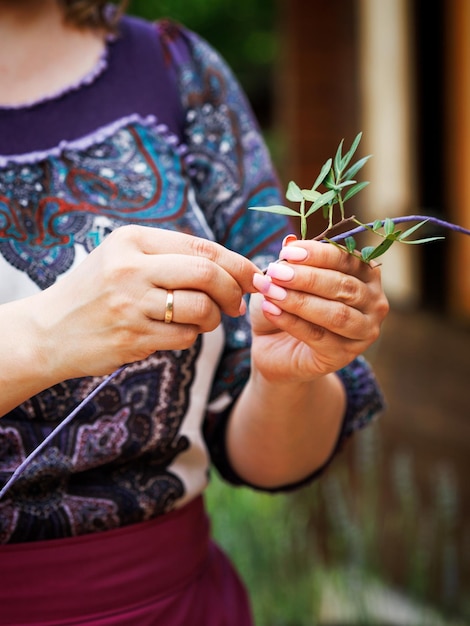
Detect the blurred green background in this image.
<box><xmin>128</xmin><ymin>0</ymin><xmax>277</xmax><ymax>131</ymax></box>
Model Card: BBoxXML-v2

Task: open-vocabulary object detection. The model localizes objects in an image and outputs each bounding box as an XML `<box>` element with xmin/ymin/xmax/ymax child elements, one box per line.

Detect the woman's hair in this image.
<box><xmin>59</xmin><ymin>0</ymin><xmax>130</xmax><ymax>32</ymax></box>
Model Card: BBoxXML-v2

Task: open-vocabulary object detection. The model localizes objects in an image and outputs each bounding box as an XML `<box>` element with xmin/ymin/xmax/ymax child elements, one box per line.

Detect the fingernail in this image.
<box><xmin>265</xmin><ymin>282</ymin><xmax>287</xmax><ymax>300</ymax></box>
<box><xmin>279</xmin><ymin>246</ymin><xmax>308</xmax><ymax>262</ymax></box>
<box><xmin>262</xmin><ymin>300</ymin><xmax>282</xmax><ymax>316</ymax></box>
<box><xmin>253</xmin><ymin>272</ymin><xmax>272</xmax><ymax>295</ymax></box>
<box><xmin>282</xmin><ymin>234</ymin><xmax>298</xmax><ymax>247</ymax></box>
<box><xmin>253</xmin><ymin>273</ymin><xmax>287</xmax><ymax>300</ymax></box>
<box><xmin>239</xmin><ymin>298</ymin><xmax>247</xmax><ymax>315</ymax></box>
<box><xmin>267</xmin><ymin>262</ymin><xmax>295</xmax><ymax>281</ymax></box>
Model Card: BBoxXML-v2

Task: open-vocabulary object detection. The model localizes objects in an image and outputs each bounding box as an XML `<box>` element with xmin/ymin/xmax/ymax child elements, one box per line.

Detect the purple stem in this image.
<box><xmin>328</xmin><ymin>215</ymin><xmax>470</xmax><ymax>242</ymax></box>
<box><xmin>0</xmin><ymin>365</ymin><xmax>126</xmax><ymax>500</ymax></box>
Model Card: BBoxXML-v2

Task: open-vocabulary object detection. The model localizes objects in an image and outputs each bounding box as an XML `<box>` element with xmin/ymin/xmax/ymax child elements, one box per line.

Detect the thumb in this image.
<box><xmin>249</xmin><ymin>292</ymin><xmax>279</xmax><ymax>334</ymax></box>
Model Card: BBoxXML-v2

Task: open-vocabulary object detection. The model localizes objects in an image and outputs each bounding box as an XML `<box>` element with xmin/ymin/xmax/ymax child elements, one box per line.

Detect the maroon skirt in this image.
<box><xmin>0</xmin><ymin>496</ymin><xmax>253</xmax><ymax>626</ymax></box>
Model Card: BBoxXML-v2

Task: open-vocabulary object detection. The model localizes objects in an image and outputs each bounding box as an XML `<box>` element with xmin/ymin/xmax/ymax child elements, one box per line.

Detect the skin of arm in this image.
<box><xmin>227</xmin><ymin>368</ymin><xmax>346</xmax><ymax>489</ymax></box>
<box><xmin>0</xmin><ymin>296</ymin><xmax>60</xmax><ymax>414</ymax></box>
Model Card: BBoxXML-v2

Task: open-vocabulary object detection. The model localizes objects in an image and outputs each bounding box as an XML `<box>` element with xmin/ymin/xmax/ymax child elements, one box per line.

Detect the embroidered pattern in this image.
<box><xmin>0</xmin><ymin>124</ymin><xmax>192</xmax><ymax>289</ymax></box>
<box><xmin>0</xmin><ymin>343</ymin><xmax>199</xmax><ymax>541</ymax></box>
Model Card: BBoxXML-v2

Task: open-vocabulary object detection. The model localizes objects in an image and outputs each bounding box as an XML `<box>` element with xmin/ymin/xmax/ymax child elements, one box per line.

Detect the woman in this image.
<box><xmin>0</xmin><ymin>1</ymin><xmax>389</xmax><ymax>624</ymax></box>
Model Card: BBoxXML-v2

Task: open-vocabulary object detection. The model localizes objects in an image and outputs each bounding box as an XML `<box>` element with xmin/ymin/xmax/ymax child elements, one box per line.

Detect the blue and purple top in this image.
<box><xmin>0</xmin><ymin>15</ymin><xmax>384</xmax><ymax>543</ymax></box>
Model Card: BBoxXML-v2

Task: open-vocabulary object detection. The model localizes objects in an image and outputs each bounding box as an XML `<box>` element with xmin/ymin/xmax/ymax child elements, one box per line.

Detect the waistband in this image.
<box><xmin>0</xmin><ymin>496</ymin><xmax>209</xmax><ymax>625</ymax></box>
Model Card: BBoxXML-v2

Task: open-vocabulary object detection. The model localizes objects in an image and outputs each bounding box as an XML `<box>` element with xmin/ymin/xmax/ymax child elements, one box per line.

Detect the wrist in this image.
<box><xmin>0</xmin><ymin>294</ymin><xmax>63</xmax><ymax>415</ymax></box>
<box><xmin>249</xmin><ymin>361</ymin><xmax>328</xmax><ymax>398</ymax></box>
<box><xmin>29</xmin><ymin>287</ymin><xmax>75</xmax><ymax>384</ymax></box>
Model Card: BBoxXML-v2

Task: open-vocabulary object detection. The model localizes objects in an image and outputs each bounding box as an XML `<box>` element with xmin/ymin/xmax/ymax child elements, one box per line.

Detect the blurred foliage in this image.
<box><xmin>206</xmin><ymin>424</ymin><xmax>469</xmax><ymax>625</ymax></box>
<box><xmin>127</xmin><ymin>0</ymin><xmax>278</xmax><ymax>127</ymax></box>
<box><xmin>206</xmin><ymin>472</ymin><xmax>322</xmax><ymax>625</ymax></box>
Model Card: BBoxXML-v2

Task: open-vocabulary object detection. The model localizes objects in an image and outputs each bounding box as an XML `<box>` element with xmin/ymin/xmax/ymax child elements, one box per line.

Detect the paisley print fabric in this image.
<box><xmin>0</xmin><ymin>124</ymin><xmax>193</xmax><ymax>290</ymax></box>
<box><xmin>0</xmin><ymin>16</ymin><xmax>385</xmax><ymax>544</ymax></box>
<box><xmin>0</xmin><ymin>342</ymin><xmax>201</xmax><ymax>542</ymax></box>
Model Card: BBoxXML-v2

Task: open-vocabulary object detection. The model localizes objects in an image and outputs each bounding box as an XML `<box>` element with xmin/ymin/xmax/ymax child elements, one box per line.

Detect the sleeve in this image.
<box><xmin>157</xmin><ymin>21</ymin><xmax>386</xmax><ymax>491</ymax></box>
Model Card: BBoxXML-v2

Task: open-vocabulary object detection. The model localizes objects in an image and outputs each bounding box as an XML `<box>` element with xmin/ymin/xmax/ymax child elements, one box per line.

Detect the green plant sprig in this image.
<box><xmin>327</xmin><ymin>216</ymin><xmax>443</xmax><ymax>263</ymax></box>
<box><xmin>249</xmin><ymin>132</ymin><xmax>448</xmax><ymax>263</ymax></box>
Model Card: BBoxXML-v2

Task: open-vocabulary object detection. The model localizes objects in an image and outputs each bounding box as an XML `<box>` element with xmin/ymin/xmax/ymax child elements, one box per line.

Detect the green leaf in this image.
<box><xmin>360</xmin><ymin>246</ymin><xmax>376</xmax><ymax>262</ymax></box>
<box><xmin>323</xmin><ymin>168</ymin><xmax>335</xmax><ymax>189</ymax></box>
<box><xmin>345</xmin><ymin>236</ymin><xmax>357</xmax><ymax>252</ymax></box>
<box><xmin>343</xmin><ymin>155</ymin><xmax>372</xmax><ymax>180</ymax></box>
<box><xmin>400</xmin><ymin>236</ymin><xmax>445</xmax><ymax>245</ymax></box>
<box><xmin>397</xmin><ymin>219</ymin><xmax>429</xmax><ymax>240</ymax></box>
<box><xmin>301</xmin><ymin>188</ymin><xmax>321</xmax><ymax>202</ymax></box>
<box><xmin>334</xmin><ymin>180</ymin><xmax>357</xmax><ymax>190</ymax></box>
<box><xmin>334</xmin><ymin>139</ymin><xmax>345</xmax><ymax>177</ymax></box>
<box><xmin>341</xmin><ymin>132</ymin><xmax>363</xmax><ymax>171</ymax></box>
<box><xmin>384</xmin><ymin>218</ymin><xmax>395</xmax><ymax>236</ymax></box>
<box><xmin>362</xmin><ymin>237</ymin><xmax>395</xmax><ymax>261</ymax></box>
<box><xmin>305</xmin><ymin>190</ymin><xmax>337</xmax><ymax>217</ymax></box>
<box><xmin>286</xmin><ymin>180</ymin><xmax>304</xmax><ymax>202</ymax></box>
<box><xmin>248</xmin><ymin>205</ymin><xmax>300</xmax><ymax>217</ymax></box>
<box><xmin>343</xmin><ymin>181</ymin><xmax>369</xmax><ymax>202</ymax></box>
<box><xmin>373</xmin><ymin>220</ymin><xmax>383</xmax><ymax>232</ymax></box>
<box><xmin>311</xmin><ymin>158</ymin><xmax>332</xmax><ymax>191</ymax></box>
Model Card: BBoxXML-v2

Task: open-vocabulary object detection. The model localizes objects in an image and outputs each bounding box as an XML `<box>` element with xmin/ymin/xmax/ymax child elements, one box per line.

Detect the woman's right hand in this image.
<box><xmin>0</xmin><ymin>225</ymin><xmax>259</xmax><ymax>411</ymax></box>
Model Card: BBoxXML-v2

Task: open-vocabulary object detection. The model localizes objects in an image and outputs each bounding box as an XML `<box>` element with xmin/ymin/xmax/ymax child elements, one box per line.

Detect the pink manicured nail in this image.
<box><xmin>281</xmin><ymin>234</ymin><xmax>298</xmax><ymax>247</ymax></box>
<box><xmin>262</xmin><ymin>300</ymin><xmax>282</xmax><ymax>316</ymax></box>
<box><xmin>253</xmin><ymin>272</ymin><xmax>272</xmax><ymax>295</ymax></box>
<box><xmin>265</xmin><ymin>282</ymin><xmax>287</xmax><ymax>300</ymax></box>
<box><xmin>267</xmin><ymin>262</ymin><xmax>295</xmax><ymax>281</ymax></box>
<box><xmin>253</xmin><ymin>273</ymin><xmax>287</xmax><ymax>300</ymax></box>
<box><xmin>279</xmin><ymin>245</ymin><xmax>308</xmax><ymax>262</ymax></box>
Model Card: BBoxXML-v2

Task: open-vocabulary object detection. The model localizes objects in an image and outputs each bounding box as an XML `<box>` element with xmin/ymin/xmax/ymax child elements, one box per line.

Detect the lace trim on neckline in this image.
<box><xmin>0</xmin><ymin>114</ymin><xmax>187</xmax><ymax>168</ymax></box>
<box><xmin>0</xmin><ymin>35</ymin><xmax>114</xmax><ymax>112</ymax></box>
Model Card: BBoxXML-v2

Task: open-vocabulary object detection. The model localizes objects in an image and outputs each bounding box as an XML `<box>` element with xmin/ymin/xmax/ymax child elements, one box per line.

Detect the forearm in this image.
<box><xmin>0</xmin><ymin>295</ymin><xmax>59</xmax><ymax>416</ymax></box>
<box><xmin>225</xmin><ymin>368</ymin><xmax>347</xmax><ymax>489</ymax></box>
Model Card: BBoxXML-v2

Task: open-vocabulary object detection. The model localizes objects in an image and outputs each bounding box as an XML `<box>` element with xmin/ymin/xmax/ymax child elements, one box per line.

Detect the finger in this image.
<box><xmin>253</xmin><ymin>273</ymin><xmax>377</xmax><ymax>341</ymax></box>
<box><xmin>280</xmin><ymin>239</ymin><xmax>378</xmax><ymax>283</ymax></box>
<box><xmin>289</xmin><ymin>293</ymin><xmax>373</xmax><ymax>341</ymax></box>
<box><xmin>255</xmin><ymin>306</ymin><xmax>365</xmax><ymax>365</ymax></box>
<box><xmin>140</xmin><ymin>253</ymin><xmax>248</xmax><ymax>317</ymax></box>
<box><xmin>141</xmin><ymin>287</ymin><xmax>222</xmax><ymax>330</ymax></box>
<box><xmin>112</xmin><ymin>225</ymin><xmax>261</xmax><ymax>294</ymax></box>
<box><xmin>124</xmin><ymin>317</ymin><xmax>203</xmax><ymax>353</ymax></box>
<box><xmin>266</xmin><ymin>261</ymin><xmax>371</xmax><ymax>312</ymax></box>
<box><xmin>249</xmin><ymin>291</ymin><xmax>279</xmax><ymax>334</ymax></box>
<box><xmin>260</xmin><ymin>305</ymin><xmax>375</xmax><ymax>368</ymax></box>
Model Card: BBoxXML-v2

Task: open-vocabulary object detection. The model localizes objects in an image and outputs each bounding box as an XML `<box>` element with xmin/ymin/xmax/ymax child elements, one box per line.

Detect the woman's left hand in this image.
<box><xmin>249</xmin><ymin>238</ymin><xmax>389</xmax><ymax>383</ymax></box>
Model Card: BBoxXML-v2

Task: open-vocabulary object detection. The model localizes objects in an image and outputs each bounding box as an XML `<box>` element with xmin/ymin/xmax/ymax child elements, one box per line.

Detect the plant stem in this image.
<box><xmin>313</xmin><ymin>216</ymin><xmax>359</xmax><ymax>241</ymax></box>
<box><xmin>338</xmin><ymin>194</ymin><xmax>345</xmax><ymax>221</ymax></box>
<box><xmin>300</xmin><ymin>199</ymin><xmax>307</xmax><ymax>239</ymax></box>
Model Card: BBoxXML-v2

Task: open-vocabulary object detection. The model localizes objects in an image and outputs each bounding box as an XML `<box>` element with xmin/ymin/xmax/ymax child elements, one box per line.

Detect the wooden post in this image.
<box><xmin>274</xmin><ymin>0</ymin><xmax>359</xmax><ymax>235</ymax></box>
<box><xmin>446</xmin><ymin>0</ymin><xmax>470</xmax><ymax>321</ymax></box>
<box><xmin>358</xmin><ymin>0</ymin><xmax>419</xmax><ymax>307</ymax></box>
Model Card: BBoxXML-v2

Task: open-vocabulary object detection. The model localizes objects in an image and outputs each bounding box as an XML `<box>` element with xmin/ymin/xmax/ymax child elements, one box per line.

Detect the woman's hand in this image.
<box><xmin>226</xmin><ymin>238</ymin><xmax>388</xmax><ymax>488</ymax></box>
<box><xmin>28</xmin><ymin>225</ymin><xmax>259</xmax><ymax>381</ymax></box>
<box><xmin>249</xmin><ymin>238</ymin><xmax>389</xmax><ymax>383</ymax></box>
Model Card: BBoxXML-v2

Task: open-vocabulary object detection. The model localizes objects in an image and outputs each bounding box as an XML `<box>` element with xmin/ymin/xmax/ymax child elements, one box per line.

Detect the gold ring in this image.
<box><xmin>164</xmin><ymin>289</ymin><xmax>174</xmax><ymax>324</ymax></box>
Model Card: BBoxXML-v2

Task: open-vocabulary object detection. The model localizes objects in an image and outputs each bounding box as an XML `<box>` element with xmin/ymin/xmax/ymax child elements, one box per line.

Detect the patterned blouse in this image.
<box><xmin>0</xmin><ymin>15</ymin><xmax>384</xmax><ymax>543</ymax></box>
